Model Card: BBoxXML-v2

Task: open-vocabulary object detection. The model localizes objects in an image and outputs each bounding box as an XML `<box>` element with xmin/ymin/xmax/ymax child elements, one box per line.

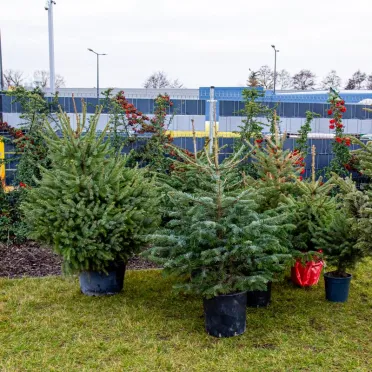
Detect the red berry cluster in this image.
<box><xmin>0</xmin><ymin>121</ymin><xmax>32</xmax><ymax>152</ymax></box>
<box><xmin>0</xmin><ymin>121</ymin><xmax>23</xmax><ymax>139</ymax></box>
<box><xmin>115</xmin><ymin>91</ymin><xmax>150</xmax><ymax>128</ymax></box>
<box><xmin>290</xmin><ymin>149</ymin><xmax>305</xmax><ymax>181</ymax></box>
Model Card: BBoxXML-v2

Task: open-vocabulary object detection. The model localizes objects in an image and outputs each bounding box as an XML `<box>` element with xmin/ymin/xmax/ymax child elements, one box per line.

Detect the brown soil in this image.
<box><xmin>0</xmin><ymin>242</ymin><xmax>160</xmax><ymax>278</ymax></box>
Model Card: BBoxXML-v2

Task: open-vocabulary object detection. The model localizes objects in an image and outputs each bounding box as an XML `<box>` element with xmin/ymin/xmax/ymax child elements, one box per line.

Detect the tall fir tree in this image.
<box><xmin>143</xmin><ymin>130</ymin><xmax>293</xmax><ymax>298</ymax></box>
<box><xmin>22</xmin><ymin>102</ymin><xmax>160</xmax><ymax>273</ymax></box>
<box><xmin>286</xmin><ymin>146</ymin><xmax>336</xmax><ymax>259</ymax></box>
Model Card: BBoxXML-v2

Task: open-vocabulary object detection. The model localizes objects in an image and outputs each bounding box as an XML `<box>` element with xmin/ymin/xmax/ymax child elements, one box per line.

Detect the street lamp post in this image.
<box><xmin>0</xmin><ymin>30</ymin><xmax>4</xmax><ymax>92</ymax></box>
<box><xmin>271</xmin><ymin>45</ymin><xmax>279</xmax><ymax>95</ymax></box>
<box><xmin>88</xmin><ymin>48</ymin><xmax>107</xmax><ymax>102</ymax></box>
<box><xmin>45</xmin><ymin>0</ymin><xmax>56</xmax><ymax>94</ymax></box>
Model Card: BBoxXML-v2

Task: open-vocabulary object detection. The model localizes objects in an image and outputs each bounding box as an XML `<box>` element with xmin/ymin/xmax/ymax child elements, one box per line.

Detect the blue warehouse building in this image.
<box><xmin>2</xmin><ymin>87</ymin><xmax>372</xmax><ymax>135</ymax></box>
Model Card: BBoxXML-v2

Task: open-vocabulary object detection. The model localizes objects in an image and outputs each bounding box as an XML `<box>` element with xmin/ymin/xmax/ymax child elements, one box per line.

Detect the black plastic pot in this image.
<box><xmin>79</xmin><ymin>262</ymin><xmax>126</xmax><ymax>296</ymax></box>
<box><xmin>247</xmin><ymin>282</ymin><xmax>272</xmax><ymax>308</ymax></box>
<box><xmin>324</xmin><ymin>272</ymin><xmax>352</xmax><ymax>303</ymax></box>
<box><xmin>203</xmin><ymin>291</ymin><xmax>247</xmax><ymax>338</ymax></box>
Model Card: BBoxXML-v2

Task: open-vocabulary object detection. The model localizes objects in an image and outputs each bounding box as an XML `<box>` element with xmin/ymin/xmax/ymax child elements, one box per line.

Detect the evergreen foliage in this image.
<box><xmin>286</xmin><ymin>177</ymin><xmax>335</xmax><ymax>260</ymax></box>
<box><xmin>245</xmin><ymin>130</ymin><xmax>303</xmax><ymax>211</ymax></box>
<box><xmin>312</xmin><ymin>176</ymin><xmax>372</xmax><ymax>276</ymax></box>
<box><xmin>235</xmin><ymin>88</ymin><xmax>279</xmax><ymax>180</ymax></box>
<box><xmin>6</xmin><ymin>87</ymin><xmax>59</xmax><ymax>185</ymax></box>
<box><xmin>294</xmin><ymin>111</ymin><xmax>320</xmax><ymax>156</ymax></box>
<box><xmin>22</xmin><ymin>103</ymin><xmax>160</xmax><ymax>273</ymax></box>
<box><xmin>0</xmin><ymin>185</ymin><xmax>28</xmax><ymax>244</ymax></box>
<box><xmin>352</xmin><ymin>138</ymin><xmax>372</xmax><ymax>179</ymax></box>
<box><xmin>143</xmin><ymin>134</ymin><xmax>293</xmax><ymax>298</ymax></box>
<box><xmin>237</xmin><ymin>88</ymin><xmax>278</xmax><ymax>143</ymax></box>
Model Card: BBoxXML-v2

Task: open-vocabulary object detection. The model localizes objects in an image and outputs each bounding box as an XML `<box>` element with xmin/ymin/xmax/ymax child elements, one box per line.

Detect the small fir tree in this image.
<box><xmin>294</xmin><ymin>111</ymin><xmax>320</xmax><ymax>156</ymax></box>
<box><xmin>22</xmin><ymin>102</ymin><xmax>160</xmax><ymax>273</ymax></box>
<box><xmin>143</xmin><ymin>130</ymin><xmax>293</xmax><ymax>298</ymax></box>
<box><xmin>237</xmin><ymin>88</ymin><xmax>278</xmax><ymax>143</ymax></box>
<box><xmin>286</xmin><ymin>146</ymin><xmax>336</xmax><ymax>261</ymax></box>
<box><xmin>234</xmin><ymin>88</ymin><xmax>280</xmax><ymax>179</ymax></box>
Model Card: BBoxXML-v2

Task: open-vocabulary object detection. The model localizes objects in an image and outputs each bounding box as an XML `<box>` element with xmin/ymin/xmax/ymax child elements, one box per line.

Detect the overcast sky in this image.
<box><xmin>1</xmin><ymin>0</ymin><xmax>371</xmax><ymax>89</ymax></box>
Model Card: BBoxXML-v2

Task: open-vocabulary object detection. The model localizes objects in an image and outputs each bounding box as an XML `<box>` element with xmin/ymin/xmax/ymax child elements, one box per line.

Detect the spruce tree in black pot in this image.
<box><xmin>22</xmin><ymin>103</ymin><xmax>160</xmax><ymax>295</ymax></box>
<box><xmin>144</xmin><ymin>133</ymin><xmax>293</xmax><ymax>337</ymax></box>
<box><xmin>313</xmin><ymin>176</ymin><xmax>372</xmax><ymax>302</ymax></box>
<box><xmin>243</xmin><ymin>129</ymin><xmax>303</xmax><ymax>305</ymax></box>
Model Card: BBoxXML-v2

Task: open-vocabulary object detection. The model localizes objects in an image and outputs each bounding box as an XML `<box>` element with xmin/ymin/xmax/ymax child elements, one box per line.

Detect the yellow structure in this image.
<box><xmin>0</xmin><ymin>137</ymin><xmax>5</xmax><ymax>183</ymax></box>
<box><xmin>166</xmin><ymin>127</ymin><xmax>240</xmax><ymax>139</ymax></box>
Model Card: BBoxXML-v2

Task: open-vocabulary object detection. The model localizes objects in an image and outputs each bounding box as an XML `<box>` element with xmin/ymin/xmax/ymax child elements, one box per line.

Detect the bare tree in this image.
<box><xmin>321</xmin><ymin>70</ymin><xmax>342</xmax><ymax>90</ymax></box>
<box><xmin>3</xmin><ymin>69</ymin><xmax>24</xmax><ymax>88</ymax></box>
<box><xmin>257</xmin><ymin>65</ymin><xmax>274</xmax><ymax>89</ymax></box>
<box><xmin>33</xmin><ymin>70</ymin><xmax>49</xmax><ymax>88</ymax></box>
<box><xmin>143</xmin><ymin>71</ymin><xmax>183</xmax><ymax>89</ymax></box>
<box><xmin>292</xmin><ymin>70</ymin><xmax>316</xmax><ymax>90</ymax></box>
<box><xmin>366</xmin><ymin>74</ymin><xmax>372</xmax><ymax>90</ymax></box>
<box><xmin>33</xmin><ymin>70</ymin><xmax>66</xmax><ymax>89</ymax></box>
<box><xmin>276</xmin><ymin>69</ymin><xmax>292</xmax><ymax>90</ymax></box>
<box><xmin>169</xmin><ymin>78</ymin><xmax>184</xmax><ymax>88</ymax></box>
<box><xmin>345</xmin><ymin>70</ymin><xmax>367</xmax><ymax>90</ymax></box>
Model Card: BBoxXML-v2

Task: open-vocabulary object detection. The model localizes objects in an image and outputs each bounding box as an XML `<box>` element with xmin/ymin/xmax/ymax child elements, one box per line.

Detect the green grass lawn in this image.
<box><xmin>1</xmin><ymin>263</ymin><xmax>372</xmax><ymax>372</ymax></box>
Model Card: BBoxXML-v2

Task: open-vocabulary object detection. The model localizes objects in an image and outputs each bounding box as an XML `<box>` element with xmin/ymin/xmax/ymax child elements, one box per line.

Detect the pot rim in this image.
<box><xmin>204</xmin><ymin>291</ymin><xmax>248</xmax><ymax>300</ymax></box>
<box><xmin>324</xmin><ymin>271</ymin><xmax>352</xmax><ymax>279</ymax></box>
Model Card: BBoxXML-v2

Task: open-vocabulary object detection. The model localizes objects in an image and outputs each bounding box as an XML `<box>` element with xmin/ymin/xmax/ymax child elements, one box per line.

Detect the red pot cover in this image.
<box><xmin>291</xmin><ymin>259</ymin><xmax>324</xmax><ymax>287</ymax></box>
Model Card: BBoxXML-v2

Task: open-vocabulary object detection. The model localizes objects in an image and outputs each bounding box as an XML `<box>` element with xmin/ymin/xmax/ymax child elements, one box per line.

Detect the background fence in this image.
<box><xmin>0</xmin><ymin>133</ymin><xmax>365</xmax><ymax>186</ymax></box>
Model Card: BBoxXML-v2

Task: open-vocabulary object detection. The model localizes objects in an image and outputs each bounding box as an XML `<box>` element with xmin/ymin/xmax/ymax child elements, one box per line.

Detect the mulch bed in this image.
<box><xmin>0</xmin><ymin>242</ymin><xmax>160</xmax><ymax>278</ymax></box>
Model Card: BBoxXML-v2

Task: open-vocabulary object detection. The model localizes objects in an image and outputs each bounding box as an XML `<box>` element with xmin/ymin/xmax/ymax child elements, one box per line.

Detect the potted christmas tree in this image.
<box><xmin>313</xmin><ymin>176</ymin><xmax>371</xmax><ymax>302</ymax></box>
<box><xmin>244</xmin><ymin>127</ymin><xmax>302</xmax><ymax>305</ymax></box>
<box><xmin>144</xmin><ymin>130</ymin><xmax>293</xmax><ymax>337</ymax></box>
<box><xmin>22</xmin><ymin>102</ymin><xmax>159</xmax><ymax>295</ymax></box>
<box><xmin>287</xmin><ymin>146</ymin><xmax>336</xmax><ymax>288</ymax></box>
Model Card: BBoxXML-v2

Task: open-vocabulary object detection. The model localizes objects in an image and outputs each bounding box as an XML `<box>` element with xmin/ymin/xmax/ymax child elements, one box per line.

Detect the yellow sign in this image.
<box><xmin>0</xmin><ymin>137</ymin><xmax>5</xmax><ymax>185</ymax></box>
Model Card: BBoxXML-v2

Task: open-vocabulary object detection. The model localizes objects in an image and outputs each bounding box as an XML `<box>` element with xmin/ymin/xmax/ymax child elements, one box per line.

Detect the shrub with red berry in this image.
<box><xmin>325</xmin><ymin>89</ymin><xmax>352</xmax><ymax>177</ymax></box>
<box><xmin>128</xmin><ymin>94</ymin><xmax>176</xmax><ymax>173</ymax></box>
